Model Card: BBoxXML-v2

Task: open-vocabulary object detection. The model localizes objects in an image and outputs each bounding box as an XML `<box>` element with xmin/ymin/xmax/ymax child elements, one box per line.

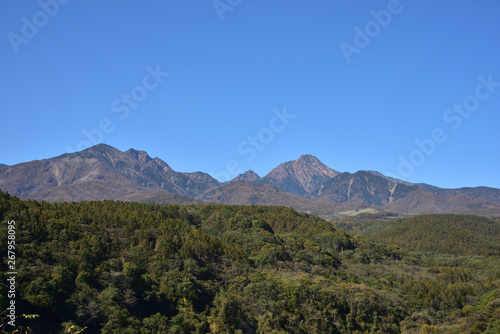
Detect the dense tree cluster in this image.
<box><xmin>372</xmin><ymin>214</ymin><xmax>500</xmax><ymax>256</ymax></box>
<box><xmin>0</xmin><ymin>191</ymin><xmax>498</xmax><ymax>333</ymax></box>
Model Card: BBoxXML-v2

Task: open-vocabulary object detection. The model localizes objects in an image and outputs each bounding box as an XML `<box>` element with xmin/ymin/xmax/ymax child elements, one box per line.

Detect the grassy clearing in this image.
<box><xmin>338</xmin><ymin>208</ymin><xmax>380</xmax><ymax>216</ymax></box>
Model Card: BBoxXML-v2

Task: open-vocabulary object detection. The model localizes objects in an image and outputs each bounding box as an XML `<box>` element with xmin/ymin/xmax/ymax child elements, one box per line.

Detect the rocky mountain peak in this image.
<box><xmin>260</xmin><ymin>155</ymin><xmax>340</xmax><ymax>196</ymax></box>
<box><xmin>232</xmin><ymin>170</ymin><xmax>261</xmax><ymax>183</ymax></box>
<box><xmin>83</xmin><ymin>143</ymin><xmax>120</xmax><ymax>154</ymax></box>
<box><xmin>126</xmin><ymin>148</ymin><xmax>153</xmax><ymax>164</ymax></box>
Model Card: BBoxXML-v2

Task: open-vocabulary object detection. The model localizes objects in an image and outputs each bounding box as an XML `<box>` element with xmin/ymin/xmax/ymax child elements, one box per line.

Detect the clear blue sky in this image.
<box><xmin>1</xmin><ymin>1</ymin><xmax>499</xmax><ymax>188</ymax></box>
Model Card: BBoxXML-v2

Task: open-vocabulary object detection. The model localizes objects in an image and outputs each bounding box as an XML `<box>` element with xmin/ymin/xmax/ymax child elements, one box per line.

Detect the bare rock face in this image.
<box><xmin>259</xmin><ymin>154</ymin><xmax>340</xmax><ymax>196</ymax></box>
<box><xmin>232</xmin><ymin>170</ymin><xmax>261</xmax><ymax>183</ymax></box>
<box><xmin>307</xmin><ymin>171</ymin><xmax>421</xmax><ymax>206</ymax></box>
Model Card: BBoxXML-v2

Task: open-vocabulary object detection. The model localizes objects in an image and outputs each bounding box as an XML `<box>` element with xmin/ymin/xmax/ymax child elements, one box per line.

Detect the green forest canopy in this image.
<box><xmin>0</xmin><ymin>190</ymin><xmax>498</xmax><ymax>333</ymax></box>
<box><xmin>371</xmin><ymin>214</ymin><xmax>500</xmax><ymax>257</ymax></box>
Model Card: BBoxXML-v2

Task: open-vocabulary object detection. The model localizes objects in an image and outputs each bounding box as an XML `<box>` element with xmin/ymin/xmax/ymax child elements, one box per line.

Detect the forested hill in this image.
<box><xmin>372</xmin><ymin>214</ymin><xmax>500</xmax><ymax>256</ymax></box>
<box><xmin>0</xmin><ymin>190</ymin><xmax>499</xmax><ymax>333</ymax></box>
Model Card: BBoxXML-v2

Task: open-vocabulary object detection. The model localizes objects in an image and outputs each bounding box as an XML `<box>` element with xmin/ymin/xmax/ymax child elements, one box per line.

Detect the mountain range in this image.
<box><xmin>1</xmin><ymin>143</ymin><xmax>500</xmax><ymax>216</ymax></box>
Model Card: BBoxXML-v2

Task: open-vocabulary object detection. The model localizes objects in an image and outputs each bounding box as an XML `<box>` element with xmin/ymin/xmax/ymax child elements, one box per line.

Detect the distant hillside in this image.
<box><xmin>117</xmin><ymin>189</ymin><xmax>201</xmax><ymax>205</ymax></box>
<box><xmin>332</xmin><ymin>213</ymin><xmax>403</xmax><ymax>236</ymax></box>
<box><xmin>198</xmin><ymin>180</ymin><xmax>335</xmax><ymax>213</ymax></box>
<box><xmin>418</xmin><ymin>183</ymin><xmax>500</xmax><ymax>203</ymax></box>
<box><xmin>309</xmin><ymin>171</ymin><xmax>420</xmax><ymax>205</ymax></box>
<box><xmin>372</xmin><ymin>214</ymin><xmax>500</xmax><ymax>256</ymax></box>
<box><xmin>0</xmin><ymin>144</ymin><xmax>219</xmax><ymax>202</ymax></box>
<box><xmin>382</xmin><ymin>189</ymin><xmax>500</xmax><ymax>216</ymax></box>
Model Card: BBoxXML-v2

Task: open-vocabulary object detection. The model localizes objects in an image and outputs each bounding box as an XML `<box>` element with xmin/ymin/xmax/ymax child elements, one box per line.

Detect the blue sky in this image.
<box><xmin>1</xmin><ymin>1</ymin><xmax>499</xmax><ymax>188</ymax></box>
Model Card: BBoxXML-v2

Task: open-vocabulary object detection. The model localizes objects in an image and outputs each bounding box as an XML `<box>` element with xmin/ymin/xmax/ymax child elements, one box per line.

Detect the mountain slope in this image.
<box><xmin>198</xmin><ymin>180</ymin><xmax>335</xmax><ymax>213</ymax></box>
<box><xmin>382</xmin><ymin>188</ymin><xmax>500</xmax><ymax>215</ymax></box>
<box><xmin>0</xmin><ymin>144</ymin><xmax>218</xmax><ymax>202</ymax></box>
<box><xmin>362</xmin><ymin>170</ymin><xmax>414</xmax><ymax>185</ymax></box>
<box><xmin>116</xmin><ymin>147</ymin><xmax>220</xmax><ymax>196</ymax></box>
<box><xmin>259</xmin><ymin>154</ymin><xmax>339</xmax><ymax>196</ymax></box>
<box><xmin>417</xmin><ymin>183</ymin><xmax>500</xmax><ymax>203</ymax></box>
<box><xmin>372</xmin><ymin>214</ymin><xmax>500</xmax><ymax>256</ymax></box>
<box><xmin>309</xmin><ymin>171</ymin><xmax>421</xmax><ymax>206</ymax></box>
